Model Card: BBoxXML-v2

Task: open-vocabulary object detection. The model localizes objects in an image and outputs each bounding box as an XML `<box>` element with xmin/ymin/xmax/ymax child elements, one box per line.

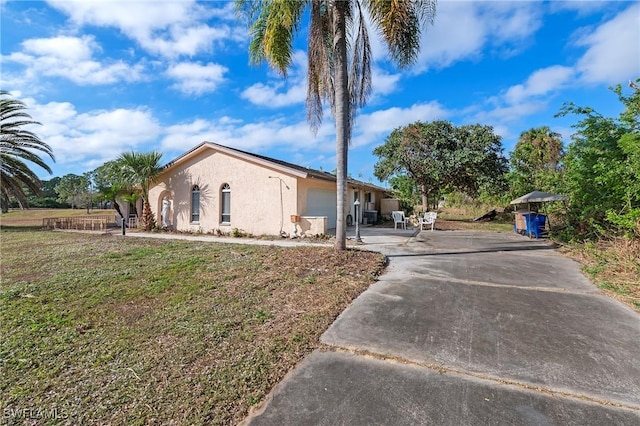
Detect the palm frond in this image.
<box><xmin>307</xmin><ymin>0</ymin><xmax>335</xmax><ymax>132</ymax></box>
<box><xmin>116</xmin><ymin>151</ymin><xmax>163</xmax><ymax>201</ymax></box>
<box><xmin>1</xmin><ymin>91</ymin><xmax>54</xmax><ymax>208</ymax></box>
<box><xmin>349</xmin><ymin>1</ymin><xmax>372</xmax><ymax>112</ymax></box>
<box><xmin>1</xmin><ymin>153</ymin><xmax>43</xmax><ymax>206</ymax></box>
<box><xmin>242</xmin><ymin>0</ymin><xmax>307</xmax><ymax>75</ymax></box>
<box><xmin>365</xmin><ymin>0</ymin><xmax>436</xmax><ymax>68</ymax></box>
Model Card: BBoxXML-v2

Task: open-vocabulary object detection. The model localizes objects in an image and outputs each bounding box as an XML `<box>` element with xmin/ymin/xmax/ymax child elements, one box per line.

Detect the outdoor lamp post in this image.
<box><xmin>354</xmin><ymin>199</ymin><xmax>362</xmax><ymax>243</ymax></box>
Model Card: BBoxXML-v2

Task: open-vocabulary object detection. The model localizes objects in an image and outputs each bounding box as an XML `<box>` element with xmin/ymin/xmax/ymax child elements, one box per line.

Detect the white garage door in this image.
<box><xmin>306</xmin><ymin>188</ymin><xmax>337</xmax><ymax>230</ymax></box>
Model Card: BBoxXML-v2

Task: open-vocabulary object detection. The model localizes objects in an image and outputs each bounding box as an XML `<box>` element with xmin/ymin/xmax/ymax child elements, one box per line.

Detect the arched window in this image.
<box><xmin>221</xmin><ymin>183</ymin><xmax>230</xmax><ymax>223</ymax></box>
<box><xmin>191</xmin><ymin>185</ymin><xmax>200</xmax><ymax>222</ymax></box>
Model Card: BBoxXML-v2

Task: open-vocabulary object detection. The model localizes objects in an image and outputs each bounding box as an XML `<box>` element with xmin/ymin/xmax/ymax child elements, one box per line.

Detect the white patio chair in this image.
<box><xmin>392</xmin><ymin>211</ymin><xmax>409</xmax><ymax>229</ymax></box>
<box><xmin>418</xmin><ymin>211</ymin><xmax>437</xmax><ymax>231</ymax></box>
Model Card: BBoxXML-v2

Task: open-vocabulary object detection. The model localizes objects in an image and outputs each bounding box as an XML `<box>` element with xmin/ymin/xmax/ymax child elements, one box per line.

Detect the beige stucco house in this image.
<box><xmin>145</xmin><ymin>142</ymin><xmax>389</xmax><ymax>236</ymax></box>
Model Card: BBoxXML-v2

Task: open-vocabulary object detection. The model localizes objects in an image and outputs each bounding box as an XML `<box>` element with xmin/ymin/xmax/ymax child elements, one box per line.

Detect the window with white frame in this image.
<box><xmin>221</xmin><ymin>183</ymin><xmax>230</xmax><ymax>223</ymax></box>
<box><xmin>191</xmin><ymin>185</ymin><xmax>200</xmax><ymax>222</ymax></box>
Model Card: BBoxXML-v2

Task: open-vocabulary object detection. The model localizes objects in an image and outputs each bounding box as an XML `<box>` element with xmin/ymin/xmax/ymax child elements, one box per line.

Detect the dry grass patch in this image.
<box><xmin>0</xmin><ymin>230</ymin><xmax>385</xmax><ymax>425</ymax></box>
<box><xmin>433</xmin><ymin>217</ymin><xmax>514</xmax><ymax>233</ymax></box>
<box><xmin>561</xmin><ymin>237</ymin><xmax>640</xmax><ymax>312</ymax></box>
<box><xmin>434</xmin><ymin>208</ymin><xmax>514</xmax><ymax>233</ymax></box>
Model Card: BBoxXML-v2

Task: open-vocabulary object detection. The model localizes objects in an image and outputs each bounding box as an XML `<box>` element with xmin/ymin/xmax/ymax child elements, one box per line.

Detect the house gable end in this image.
<box><xmin>159</xmin><ymin>142</ymin><xmax>311</xmax><ymax>180</ymax></box>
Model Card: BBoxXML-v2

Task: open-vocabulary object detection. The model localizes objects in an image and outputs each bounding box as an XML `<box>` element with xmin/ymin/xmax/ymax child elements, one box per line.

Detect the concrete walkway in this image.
<box><xmin>245</xmin><ymin>230</ymin><xmax>640</xmax><ymax>425</ymax></box>
<box><xmin>110</xmin><ymin>224</ymin><xmax>418</xmax><ymax>248</ymax></box>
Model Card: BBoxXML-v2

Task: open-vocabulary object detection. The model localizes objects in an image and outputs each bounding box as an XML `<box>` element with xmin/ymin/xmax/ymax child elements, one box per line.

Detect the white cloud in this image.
<box><xmin>140</xmin><ymin>25</ymin><xmax>230</xmax><ymax>58</ymax></box>
<box><xmin>46</xmin><ymin>0</ymin><xmax>240</xmax><ymax>58</ymax></box>
<box><xmin>23</xmin><ymin>35</ymin><xmax>94</xmax><ymax>60</ymax></box>
<box><xmin>413</xmin><ymin>1</ymin><xmax>542</xmax><ymax>72</ymax></box>
<box><xmin>504</xmin><ymin>65</ymin><xmax>575</xmax><ymax>105</ymax></box>
<box><xmin>166</xmin><ymin>62</ymin><xmax>228</xmax><ymax>95</ymax></box>
<box><xmin>548</xmin><ymin>1</ymin><xmax>610</xmax><ymax>16</ymax></box>
<box><xmin>241</xmin><ymin>82</ymin><xmax>306</xmax><ymax>108</ymax></box>
<box><xmin>575</xmin><ymin>3</ymin><xmax>640</xmax><ymax>84</ymax></box>
<box><xmin>24</xmin><ymin>98</ymin><xmax>162</xmax><ymax>172</ymax></box>
<box><xmin>370</xmin><ymin>68</ymin><xmax>402</xmax><ymax>97</ymax></box>
<box><xmin>459</xmin><ymin>4</ymin><xmax>638</xmax><ymax>147</ymax></box>
<box><xmin>468</xmin><ymin>63</ymin><xmax>575</xmax><ymax>140</ymax></box>
<box><xmin>470</xmin><ymin>100</ymin><xmax>548</xmax><ymax>129</ymax></box>
<box><xmin>241</xmin><ymin>50</ymin><xmax>307</xmax><ymax>108</ymax></box>
<box><xmin>4</xmin><ymin>35</ymin><xmax>143</xmax><ymax>85</ymax></box>
<box><xmin>241</xmin><ymin>51</ymin><xmax>403</xmax><ymax>108</ymax></box>
<box><xmin>161</xmin><ymin>115</ymin><xmax>335</xmax><ymax>157</ymax></box>
<box><xmin>351</xmin><ymin>101</ymin><xmax>449</xmax><ymax>148</ymax></box>
<box><xmin>485</xmin><ymin>1</ymin><xmax>543</xmax><ymax>44</ymax></box>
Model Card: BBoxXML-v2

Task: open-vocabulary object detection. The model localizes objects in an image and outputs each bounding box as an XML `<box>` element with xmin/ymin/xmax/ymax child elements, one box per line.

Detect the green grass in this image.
<box><xmin>0</xmin><ymin>229</ymin><xmax>385</xmax><ymax>424</ymax></box>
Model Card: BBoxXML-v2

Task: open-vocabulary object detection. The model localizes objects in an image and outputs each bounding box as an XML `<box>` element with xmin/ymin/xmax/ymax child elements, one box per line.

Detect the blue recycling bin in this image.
<box><xmin>523</xmin><ymin>213</ymin><xmax>546</xmax><ymax>238</ymax></box>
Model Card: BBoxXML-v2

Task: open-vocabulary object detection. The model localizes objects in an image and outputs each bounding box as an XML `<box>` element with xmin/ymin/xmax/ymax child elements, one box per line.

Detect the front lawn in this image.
<box><xmin>0</xmin><ymin>230</ymin><xmax>385</xmax><ymax>425</ymax></box>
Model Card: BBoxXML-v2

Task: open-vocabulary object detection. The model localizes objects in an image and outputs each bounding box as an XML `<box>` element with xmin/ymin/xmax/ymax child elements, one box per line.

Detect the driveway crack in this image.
<box><xmin>317</xmin><ymin>345</ymin><xmax>640</xmax><ymax>413</ymax></box>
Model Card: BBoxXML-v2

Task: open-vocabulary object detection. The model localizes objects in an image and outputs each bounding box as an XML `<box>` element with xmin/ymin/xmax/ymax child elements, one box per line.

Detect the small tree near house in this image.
<box><xmin>117</xmin><ymin>151</ymin><xmax>163</xmax><ymax>231</ymax></box>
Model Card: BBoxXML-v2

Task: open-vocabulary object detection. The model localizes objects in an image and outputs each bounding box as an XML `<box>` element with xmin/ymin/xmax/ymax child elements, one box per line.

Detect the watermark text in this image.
<box><xmin>3</xmin><ymin>407</ymin><xmax>69</xmax><ymax>420</ymax></box>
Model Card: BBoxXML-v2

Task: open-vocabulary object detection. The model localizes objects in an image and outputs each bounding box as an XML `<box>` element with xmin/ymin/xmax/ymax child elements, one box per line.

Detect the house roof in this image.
<box><xmin>161</xmin><ymin>141</ymin><xmax>389</xmax><ymax>193</ymax></box>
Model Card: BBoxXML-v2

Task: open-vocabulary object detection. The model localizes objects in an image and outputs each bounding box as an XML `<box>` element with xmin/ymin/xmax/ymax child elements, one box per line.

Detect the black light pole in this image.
<box><xmin>354</xmin><ymin>199</ymin><xmax>362</xmax><ymax>243</ymax></box>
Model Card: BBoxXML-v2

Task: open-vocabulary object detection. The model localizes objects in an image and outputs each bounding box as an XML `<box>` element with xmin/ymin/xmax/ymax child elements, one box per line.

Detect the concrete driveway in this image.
<box><xmin>245</xmin><ymin>230</ymin><xmax>640</xmax><ymax>425</ymax></box>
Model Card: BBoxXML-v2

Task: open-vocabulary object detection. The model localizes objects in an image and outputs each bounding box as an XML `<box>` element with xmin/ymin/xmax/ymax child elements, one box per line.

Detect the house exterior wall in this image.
<box><xmin>148</xmin><ymin>143</ymin><xmax>389</xmax><ymax>237</ymax></box>
<box><xmin>296</xmin><ymin>178</ymin><xmax>336</xmax><ymax>214</ymax></box>
<box><xmin>381</xmin><ymin>198</ymin><xmax>401</xmax><ymax>219</ymax></box>
<box><xmin>296</xmin><ymin>178</ymin><xmax>338</xmax><ymax>230</ymax></box>
<box><xmin>347</xmin><ymin>187</ymin><xmax>386</xmax><ymax>224</ymax></box>
<box><xmin>149</xmin><ymin>150</ymin><xmax>299</xmax><ymax>236</ymax></box>
<box><xmin>299</xmin><ymin>182</ymin><xmax>387</xmax><ymax>229</ymax></box>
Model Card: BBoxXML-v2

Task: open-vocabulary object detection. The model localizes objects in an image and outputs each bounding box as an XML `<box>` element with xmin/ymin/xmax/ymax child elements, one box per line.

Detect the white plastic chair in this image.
<box><xmin>392</xmin><ymin>211</ymin><xmax>408</xmax><ymax>229</ymax></box>
<box><xmin>418</xmin><ymin>211</ymin><xmax>437</xmax><ymax>231</ymax></box>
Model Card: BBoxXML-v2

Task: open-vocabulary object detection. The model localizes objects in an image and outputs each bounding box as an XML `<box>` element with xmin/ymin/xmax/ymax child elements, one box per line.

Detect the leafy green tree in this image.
<box><xmin>236</xmin><ymin>0</ymin><xmax>437</xmax><ymax>250</ymax></box>
<box><xmin>507</xmin><ymin>126</ymin><xmax>564</xmax><ymax>197</ymax></box>
<box><xmin>373</xmin><ymin>120</ymin><xmax>508</xmax><ymax>210</ymax></box>
<box><xmin>117</xmin><ymin>151</ymin><xmax>163</xmax><ymax>231</ymax></box>
<box><xmin>27</xmin><ymin>177</ymin><xmax>65</xmax><ymax>208</ymax></box>
<box><xmin>454</xmin><ymin>123</ymin><xmax>509</xmax><ymax>197</ymax></box>
<box><xmin>93</xmin><ymin>160</ymin><xmax>130</xmax><ymax>220</ymax></box>
<box><xmin>55</xmin><ymin>173</ymin><xmax>91</xmax><ymax>211</ymax></box>
<box><xmin>0</xmin><ymin>90</ymin><xmax>55</xmax><ymax>212</ymax></box>
<box><xmin>388</xmin><ymin>174</ymin><xmax>421</xmax><ymax>212</ymax></box>
<box><xmin>557</xmin><ymin>82</ymin><xmax>640</xmax><ymax>239</ymax></box>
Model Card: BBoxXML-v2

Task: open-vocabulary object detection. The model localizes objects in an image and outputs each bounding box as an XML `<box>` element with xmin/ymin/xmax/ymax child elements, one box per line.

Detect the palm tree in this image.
<box><xmin>509</xmin><ymin>126</ymin><xmax>565</xmax><ymax>196</ymax></box>
<box><xmin>516</xmin><ymin>127</ymin><xmax>564</xmax><ymax>172</ymax></box>
<box><xmin>237</xmin><ymin>0</ymin><xmax>437</xmax><ymax>250</ymax></box>
<box><xmin>117</xmin><ymin>151</ymin><xmax>163</xmax><ymax>231</ymax></box>
<box><xmin>0</xmin><ymin>90</ymin><xmax>55</xmax><ymax>212</ymax></box>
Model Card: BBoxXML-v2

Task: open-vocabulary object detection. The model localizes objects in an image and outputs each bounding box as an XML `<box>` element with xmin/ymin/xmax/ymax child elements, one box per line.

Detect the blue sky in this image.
<box><xmin>2</xmin><ymin>1</ymin><xmax>639</xmax><ymax>186</ymax></box>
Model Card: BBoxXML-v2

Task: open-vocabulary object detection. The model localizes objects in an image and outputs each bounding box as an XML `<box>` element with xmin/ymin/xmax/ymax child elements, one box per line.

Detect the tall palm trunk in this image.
<box><xmin>141</xmin><ymin>198</ymin><xmax>156</xmax><ymax>231</ymax></box>
<box><xmin>333</xmin><ymin>1</ymin><xmax>349</xmax><ymax>250</ymax></box>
